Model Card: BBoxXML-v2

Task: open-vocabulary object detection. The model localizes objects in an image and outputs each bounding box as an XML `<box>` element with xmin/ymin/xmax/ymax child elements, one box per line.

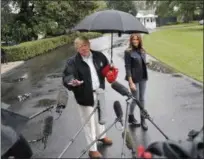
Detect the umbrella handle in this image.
<box><xmin>110</xmin><ymin>33</ymin><xmax>113</xmax><ymax>64</ymax></box>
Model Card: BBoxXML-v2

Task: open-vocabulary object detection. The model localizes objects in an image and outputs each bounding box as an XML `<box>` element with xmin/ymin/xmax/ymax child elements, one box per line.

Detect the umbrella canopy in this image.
<box><xmin>73</xmin><ymin>9</ymin><xmax>149</xmax><ymax>34</ymax></box>
<box><xmin>73</xmin><ymin>9</ymin><xmax>149</xmax><ymax>63</ymax></box>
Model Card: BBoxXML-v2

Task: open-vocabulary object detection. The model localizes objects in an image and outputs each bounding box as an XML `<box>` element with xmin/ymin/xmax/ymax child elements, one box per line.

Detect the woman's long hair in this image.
<box><xmin>126</xmin><ymin>33</ymin><xmax>146</xmax><ymax>54</ymax></box>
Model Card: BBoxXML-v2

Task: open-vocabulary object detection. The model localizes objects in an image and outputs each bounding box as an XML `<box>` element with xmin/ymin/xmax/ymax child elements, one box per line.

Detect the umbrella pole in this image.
<box><xmin>110</xmin><ymin>33</ymin><xmax>113</xmax><ymax>64</ymax></box>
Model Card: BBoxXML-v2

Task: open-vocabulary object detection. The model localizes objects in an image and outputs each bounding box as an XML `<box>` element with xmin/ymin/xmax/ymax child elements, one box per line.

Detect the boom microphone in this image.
<box><xmin>96</xmin><ymin>88</ymin><xmax>106</xmax><ymax>125</ymax></box>
<box><xmin>43</xmin><ymin>116</ymin><xmax>54</xmax><ymax>137</ymax></box>
<box><xmin>113</xmin><ymin>101</ymin><xmax>123</xmax><ymax>126</ymax></box>
<box><xmin>122</xmin><ymin>130</ymin><xmax>134</xmax><ymax>150</ymax></box>
<box><xmin>112</xmin><ymin>81</ymin><xmax>170</xmax><ymax>140</ymax></box>
<box><xmin>111</xmin><ymin>81</ymin><xmax>131</xmax><ymax>97</ymax></box>
<box><xmin>56</xmin><ymin>89</ymin><xmax>69</xmax><ymax>109</ymax></box>
<box><xmin>113</xmin><ymin>101</ymin><xmax>123</xmax><ymax>119</ymax></box>
<box><xmin>111</xmin><ymin>81</ymin><xmax>144</xmax><ymax>110</ymax></box>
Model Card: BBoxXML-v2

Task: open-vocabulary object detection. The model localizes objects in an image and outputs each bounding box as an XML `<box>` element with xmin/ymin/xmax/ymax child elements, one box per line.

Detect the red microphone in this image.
<box><xmin>102</xmin><ymin>64</ymin><xmax>118</xmax><ymax>83</ymax></box>
<box><xmin>101</xmin><ymin>64</ymin><xmax>111</xmax><ymax>77</ymax></box>
<box><xmin>137</xmin><ymin>145</ymin><xmax>152</xmax><ymax>159</ymax></box>
<box><xmin>143</xmin><ymin>152</ymin><xmax>152</xmax><ymax>159</ymax></box>
<box><xmin>137</xmin><ymin>145</ymin><xmax>145</xmax><ymax>158</ymax></box>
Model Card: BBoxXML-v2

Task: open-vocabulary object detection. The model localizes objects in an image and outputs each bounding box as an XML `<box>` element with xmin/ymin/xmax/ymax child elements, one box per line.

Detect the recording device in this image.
<box><xmin>96</xmin><ymin>88</ymin><xmax>106</xmax><ymax>125</ymax></box>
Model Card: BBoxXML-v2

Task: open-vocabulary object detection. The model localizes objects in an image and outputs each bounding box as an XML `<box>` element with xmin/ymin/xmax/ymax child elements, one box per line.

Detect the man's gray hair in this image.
<box><xmin>74</xmin><ymin>36</ymin><xmax>90</xmax><ymax>47</ymax></box>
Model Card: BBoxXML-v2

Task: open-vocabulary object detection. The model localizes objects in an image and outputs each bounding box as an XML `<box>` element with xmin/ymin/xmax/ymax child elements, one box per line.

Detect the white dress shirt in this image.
<box><xmin>82</xmin><ymin>52</ymin><xmax>100</xmax><ymax>90</ymax></box>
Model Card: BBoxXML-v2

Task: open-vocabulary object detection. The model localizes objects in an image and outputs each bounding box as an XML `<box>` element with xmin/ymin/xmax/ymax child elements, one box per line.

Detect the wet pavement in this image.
<box><xmin>1</xmin><ymin>34</ymin><xmax>203</xmax><ymax>158</ymax></box>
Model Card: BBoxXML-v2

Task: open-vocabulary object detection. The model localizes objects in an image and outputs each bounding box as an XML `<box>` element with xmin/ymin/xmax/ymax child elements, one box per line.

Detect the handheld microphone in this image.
<box><xmin>96</xmin><ymin>88</ymin><xmax>106</xmax><ymax>125</ymax></box>
<box><xmin>113</xmin><ymin>101</ymin><xmax>123</xmax><ymax>126</ymax></box>
<box><xmin>43</xmin><ymin>116</ymin><xmax>54</xmax><ymax>137</ymax></box>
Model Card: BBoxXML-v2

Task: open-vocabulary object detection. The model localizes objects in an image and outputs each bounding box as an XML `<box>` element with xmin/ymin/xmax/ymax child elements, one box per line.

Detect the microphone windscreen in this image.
<box><xmin>57</xmin><ymin>89</ymin><xmax>68</xmax><ymax>108</ymax></box>
<box><xmin>43</xmin><ymin>116</ymin><xmax>54</xmax><ymax>137</ymax></box>
<box><xmin>122</xmin><ymin>130</ymin><xmax>134</xmax><ymax>150</ymax></box>
<box><xmin>113</xmin><ymin>101</ymin><xmax>123</xmax><ymax>119</ymax></box>
<box><xmin>111</xmin><ymin>81</ymin><xmax>130</xmax><ymax>97</ymax></box>
<box><xmin>96</xmin><ymin>88</ymin><xmax>106</xmax><ymax>125</ymax></box>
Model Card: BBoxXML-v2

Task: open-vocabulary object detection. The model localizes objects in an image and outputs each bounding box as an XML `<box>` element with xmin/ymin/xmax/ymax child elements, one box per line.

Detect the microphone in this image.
<box><xmin>113</xmin><ymin>101</ymin><xmax>123</xmax><ymax>126</ymax></box>
<box><xmin>96</xmin><ymin>88</ymin><xmax>106</xmax><ymax>125</ymax></box>
<box><xmin>43</xmin><ymin>116</ymin><xmax>54</xmax><ymax>137</ymax></box>
<box><xmin>111</xmin><ymin>81</ymin><xmax>131</xmax><ymax>97</ymax></box>
<box><xmin>112</xmin><ymin>81</ymin><xmax>170</xmax><ymax>140</ymax></box>
<box><xmin>56</xmin><ymin>89</ymin><xmax>68</xmax><ymax>113</ymax></box>
<box><xmin>122</xmin><ymin>130</ymin><xmax>133</xmax><ymax>150</ymax></box>
<box><xmin>111</xmin><ymin>81</ymin><xmax>145</xmax><ymax>111</ymax></box>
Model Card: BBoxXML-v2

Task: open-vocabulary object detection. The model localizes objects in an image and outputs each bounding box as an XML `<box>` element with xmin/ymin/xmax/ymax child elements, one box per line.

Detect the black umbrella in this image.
<box><xmin>73</xmin><ymin>9</ymin><xmax>149</xmax><ymax>63</ymax></box>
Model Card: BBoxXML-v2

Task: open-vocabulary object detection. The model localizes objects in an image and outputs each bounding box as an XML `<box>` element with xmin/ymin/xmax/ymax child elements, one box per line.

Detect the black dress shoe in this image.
<box><xmin>141</xmin><ymin>116</ymin><xmax>148</xmax><ymax>131</ymax></box>
<box><xmin>128</xmin><ymin>115</ymin><xmax>140</xmax><ymax>127</ymax></box>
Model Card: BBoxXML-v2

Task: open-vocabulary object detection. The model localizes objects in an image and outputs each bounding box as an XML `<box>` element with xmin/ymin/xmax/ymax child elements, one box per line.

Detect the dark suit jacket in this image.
<box><xmin>124</xmin><ymin>49</ymin><xmax>148</xmax><ymax>83</ymax></box>
<box><xmin>62</xmin><ymin>50</ymin><xmax>109</xmax><ymax>106</ymax></box>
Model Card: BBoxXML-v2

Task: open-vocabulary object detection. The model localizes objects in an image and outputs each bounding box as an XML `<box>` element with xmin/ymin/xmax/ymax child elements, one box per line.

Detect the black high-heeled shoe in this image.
<box><xmin>128</xmin><ymin>115</ymin><xmax>140</xmax><ymax>127</ymax></box>
<box><xmin>141</xmin><ymin>116</ymin><xmax>148</xmax><ymax>131</ymax></box>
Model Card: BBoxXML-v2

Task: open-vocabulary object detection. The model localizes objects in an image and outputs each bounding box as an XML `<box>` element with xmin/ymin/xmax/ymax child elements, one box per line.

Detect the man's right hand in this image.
<box><xmin>68</xmin><ymin>79</ymin><xmax>84</xmax><ymax>87</ymax></box>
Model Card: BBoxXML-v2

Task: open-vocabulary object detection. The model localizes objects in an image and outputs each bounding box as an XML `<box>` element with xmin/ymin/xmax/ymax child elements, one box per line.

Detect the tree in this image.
<box><xmin>106</xmin><ymin>0</ymin><xmax>137</xmax><ymax>16</ymax></box>
<box><xmin>1</xmin><ymin>0</ymin><xmax>102</xmax><ymax>43</ymax></box>
<box><xmin>94</xmin><ymin>1</ymin><xmax>108</xmax><ymax>11</ymax></box>
<box><xmin>145</xmin><ymin>0</ymin><xmax>202</xmax><ymax>22</ymax></box>
<box><xmin>1</xmin><ymin>0</ymin><xmax>18</xmax><ymax>44</ymax></box>
<box><xmin>172</xmin><ymin>1</ymin><xmax>197</xmax><ymax>22</ymax></box>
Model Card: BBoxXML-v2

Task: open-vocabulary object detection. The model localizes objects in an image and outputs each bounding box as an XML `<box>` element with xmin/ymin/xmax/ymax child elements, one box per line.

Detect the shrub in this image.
<box><xmin>2</xmin><ymin>32</ymin><xmax>101</xmax><ymax>62</ymax></box>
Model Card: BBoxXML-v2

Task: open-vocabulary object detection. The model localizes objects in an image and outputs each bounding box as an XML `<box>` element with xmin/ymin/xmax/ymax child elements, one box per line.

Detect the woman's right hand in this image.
<box><xmin>129</xmin><ymin>82</ymin><xmax>136</xmax><ymax>91</ymax></box>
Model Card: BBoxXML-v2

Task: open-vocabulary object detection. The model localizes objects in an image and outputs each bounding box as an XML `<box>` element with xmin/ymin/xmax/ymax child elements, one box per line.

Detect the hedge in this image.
<box><xmin>2</xmin><ymin>32</ymin><xmax>102</xmax><ymax>62</ymax></box>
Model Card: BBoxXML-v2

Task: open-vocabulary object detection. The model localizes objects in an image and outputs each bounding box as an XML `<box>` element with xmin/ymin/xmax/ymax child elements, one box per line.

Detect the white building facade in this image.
<box><xmin>136</xmin><ymin>11</ymin><xmax>158</xmax><ymax>30</ymax></box>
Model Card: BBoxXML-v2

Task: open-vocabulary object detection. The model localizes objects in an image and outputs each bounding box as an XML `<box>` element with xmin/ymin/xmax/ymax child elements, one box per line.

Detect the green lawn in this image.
<box><xmin>143</xmin><ymin>24</ymin><xmax>203</xmax><ymax>82</ymax></box>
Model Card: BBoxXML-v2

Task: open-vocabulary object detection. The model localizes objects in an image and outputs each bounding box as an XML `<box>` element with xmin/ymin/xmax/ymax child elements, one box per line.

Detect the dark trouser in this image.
<box><xmin>129</xmin><ymin>80</ymin><xmax>146</xmax><ymax>115</ymax></box>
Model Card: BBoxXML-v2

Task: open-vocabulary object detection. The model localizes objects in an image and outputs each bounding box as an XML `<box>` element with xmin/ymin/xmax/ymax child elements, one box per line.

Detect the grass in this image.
<box><xmin>143</xmin><ymin>23</ymin><xmax>203</xmax><ymax>82</ymax></box>
<box><xmin>158</xmin><ymin>21</ymin><xmax>199</xmax><ymax>29</ymax></box>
